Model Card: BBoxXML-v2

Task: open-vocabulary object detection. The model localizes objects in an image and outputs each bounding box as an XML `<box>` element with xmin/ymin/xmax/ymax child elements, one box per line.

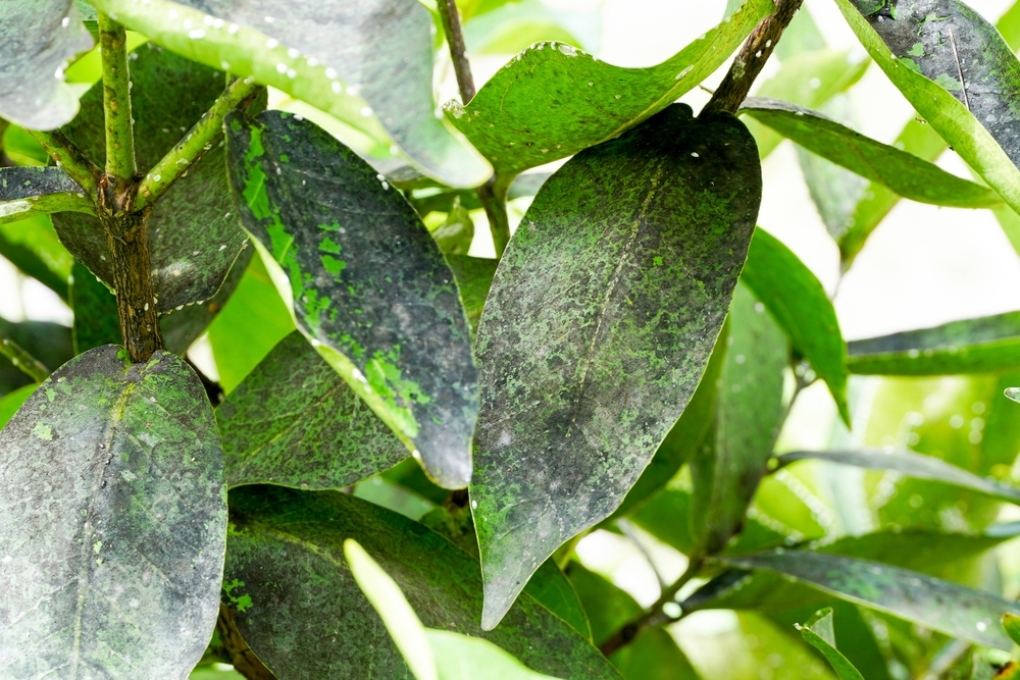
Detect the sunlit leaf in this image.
<box><xmin>470</xmin><ymin>104</ymin><xmax>761</xmax><ymax>628</ymax></box>
<box><xmin>796</xmin><ymin>609</ymin><xmax>866</xmax><ymax>680</ymax></box>
<box><xmin>0</xmin><ymin>214</ymin><xmax>73</xmax><ymax>300</ymax></box>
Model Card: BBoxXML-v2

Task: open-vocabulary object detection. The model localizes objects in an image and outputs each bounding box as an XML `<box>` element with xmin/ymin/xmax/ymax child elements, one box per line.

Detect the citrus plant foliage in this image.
<box><xmin>9</xmin><ymin>0</ymin><xmax>1020</xmax><ymax>678</ymax></box>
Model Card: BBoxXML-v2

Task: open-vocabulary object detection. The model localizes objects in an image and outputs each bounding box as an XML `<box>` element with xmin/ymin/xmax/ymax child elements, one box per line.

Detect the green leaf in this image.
<box><xmin>445</xmin><ymin>255</ymin><xmax>497</xmax><ymax>339</ymax></box>
<box><xmin>0</xmin><ymin>317</ymin><xmax>72</xmax><ymax>395</ymax></box>
<box><xmin>689</xmin><ymin>283</ymin><xmax>788</xmax><ymax>555</ymax></box>
<box><xmin>776</xmin><ymin>449</ymin><xmax>1020</xmax><ymax>505</ymax></box>
<box><xmin>0</xmin><ymin>345</ymin><xmax>226</xmax><ymax>677</ymax></box>
<box><xmin>0</xmin><ymin>166</ymin><xmax>93</xmax><ymax>225</ymax></box>
<box><xmin>445</xmin><ymin>0</ymin><xmax>773</xmax><ymax>176</ymax></box>
<box><xmin>52</xmin><ymin>43</ymin><xmax>251</xmax><ymax>312</ymax></box>
<box><xmin>774</xmin><ymin>6</ymin><xmax>827</xmax><ymax>60</ymax></box>
<box><xmin>742</xmin><ymin>228</ymin><xmax>849</xmax><ymax>423</ymax></box>
<box><xmin>206</xmin><ymin>253</ymin><xmax>295</xmax><ymax>393</ymax></box>
<box><xmin>217</xmin><ymin>331</ymin><xmax>407</xmax><ymax>490</ymax></box>
<box><xmin>470</xmin><ymin>104</ymin><xmax>762</xmax><ymax>628</ymax></box>
<box><xmin>719</xmin><ymin>550</ymin><xmax>1020</xmax><ymax>649</ymax></box>
<box><xmin>0</xmin><ymin>383</ymin><xmax>36</xmax><ymax>428</ymax></box>
<box><xmin>847</xmin><ymin>312</ymin><xmax>1020</xmax><ymax>375</ymax></box>
<box><xmin>835</xmin><ymin>0</ymin><xmax>1020</xmax><ymax>219</ymax></box>
<box><xmin>225</xmin><ymin>486</ymin><xmax>621</xmax><ymax>680</ymax></box>
<box><xmin>70</xmin><ymin>260</ymin><xmax>120</xmax><ymax>353</ymax></box>
<box><xmin>747</xmin><ymin>48</ymin><xmax>871</xmax><ymax>159</ymax></box>
<box><xmin>225</xmin><ymin>110</ymin><xmax>478</xmax><ymax>490</ymax></box>
<box><xmin>796</xmin><ymin>609</ymin><xmax>866</xmax><ymax>680</ymax></box>
<box><xmin>431</xmin><ymin>197</ymin><xmax>475</xmax><ymax>255</ymax></box>
<box><xmin>0</xmin><ymin>0</ymin><xmax>93</xmax><ymax>128</ymax></box>
<box><xmin>0</xmin><ymin>214</ymin><xmax>73</xmax><ymax>300</ymax></box>
<box><xmin>1004</xmin><ymin>613</ymin><xmax>1020</xmax><ymax>646</ymax></box>
<box><xmin>743</xmin><ymin>97</ymin><xmax>1003</xmax><ymax>209</ymax></box>
<box><xmin>91</xmin><ymin>0</ymin><xmax>490</xmax><ymax>188</ymax></box>
<box><xmin>426</xmin><ymin>630</ymin><xmax>564</xmax><ymax>680</ymax></box>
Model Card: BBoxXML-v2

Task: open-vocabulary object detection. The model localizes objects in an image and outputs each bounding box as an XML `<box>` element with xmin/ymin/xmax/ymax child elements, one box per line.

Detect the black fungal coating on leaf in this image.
<box><xmin>51</xmin><ymin>44</ymin><xmax>253</xmax><ymax>313</ymax></box>
<box><xmin>224</xmin><ymin>111</ymin><xmax>478</xmax><ymax>490</ymax></box>
<box><xmin>0</xmin><ymin>345</ymin><xmax>226</xmax><ymax>678</ymax></box>
<box><xmin>852</xmin><ymin>0</ymin><xmax>1020</xmax><ymax>168</ymax></box>
<box><xmin>470</xmin><ymin>103</ymin><xmax>762</xmax><ymax>628</ymax></box>
<box><xmin>224</xmin><ymin>485</ymin><xmax>620</xmax><ymax>680</ymax></box>
<box><xmin>217</xmin><ymin>331</ymin><xmax>408</xmax><ymax>490</ymax></box>
<box><xmin>0</xmin><ymin>166</ymin><xmax>84</xmax><ymax>201</ymax></box>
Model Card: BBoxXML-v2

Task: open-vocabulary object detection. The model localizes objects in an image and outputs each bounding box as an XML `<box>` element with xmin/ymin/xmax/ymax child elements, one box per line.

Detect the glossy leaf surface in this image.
<box><xmin>226</xmin><ymin>110</ymin><xmax>477</xmax><ymax>490</ymax></box>
<box><xmin>742</xmin><ymin>228</ymin><xmax>849</xmax><ymax>422</ymax></box>
<box><xmin>690</xmin><ymin>284</ymin><xmax>788</xmax><ymax>555</ymax></box>
<box><xmin>445</xmin><ymin>0</ymin><xmax>773</xmax><ymax>175</ymax></box>
<box><xmin>218</xmin><ymin>331</ymin><xmax>407</xmax><ymax>489</ymax></box>
<box><xmin>796</xmin><ymin>609</ymin><xmax>865</xmax><ymax>680</ymax></box>
<box><xmin>52</xmin><ymin>44</ymin><xmax>250</xmax><ymax>312</ymax></box>
<box><xmin>0</xmin><ymin>346</ymin><xmax>225</xmax><ymax>678</ymax></box>
<box><xmin>0</xmin><ymin>166</ymin><xmax>93</xmax><ymax>226</ymax></box>
<box><xmin>777</xmin><ymin>449</ymin><xmax>1020</xmax><ymax>504</ymax></box>
<box><xmin>835</xmin><ymin>0</ymin><xmax>1020</xmax><ymax>217</ymax></box>
<box><xmin>91</xmin><ymin>0</ymin><xmax>490</xmax><ymax>188</ymax></box>
<box><xmin>0</xmin><ymin>0</ymin><xmax>93</xmax><ymax>129</ymax></box>
<box><xmin>743</xmin><ymin>98</ymin><xmax>1002</xmax><ymax>208</ymax></box>
<box><xmin>471</xmin><ymin>104</ymin><xmax>761</xmax><ymax>627</ymax></box>
<box><xmin>847</xmin><ymin>311</ymin><xmax>1020</xmax><ymax>375</ymax></box>
<box><xmin>224</xmin><ymin>486</ymin><xmax>620</xmax><ymax>680</ymax></box>
<box><xmin>721</xmin><ymin>550</ymin><xmax>1019</xmax><ymax>649</ymax></box>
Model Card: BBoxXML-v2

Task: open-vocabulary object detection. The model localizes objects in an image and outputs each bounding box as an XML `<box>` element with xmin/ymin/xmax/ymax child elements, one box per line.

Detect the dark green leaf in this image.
<box><xmin>0</xmin><ymin>317</ymin><xmax>72</xmax><ymax>396</ymax></box>
<box><xmin>719</xmin><ymin>550</ymin><xmax>1019</xmax><ymax>649</ymax></box>
<box><xmin>70</xmin><ymin>260</ymin><xmax>121</xmax><ymax>353</ymax></box>
<box><xmin>225</xmin><ymin>485</ymin><xmax>621</xmax><ymax>680</ymax></box>
<box><xmin>689</xmin><ymin>283</ymin><xmax>788</xmax><ymax>555</ymax></box>
<box><xmin>776</xmin><ymin>449</ymin><xmax>1020</xmax><ymax>505</ymax></box>
<box><xmin>218</xmin><ymin>331</ymin><xmax>407</xmax><ymax>490</ymax></box>
<box><xmin>445</xmin><ymin>0</ymin><xmax>773</xmax><ymax>176</ymax></box>
<box><xmin>0</xmin><ymin>345</ymin><xmax>225</xmax><ymax>677</ymax></box>
<box><xmin>52</xmin><ymin>43</ymin><xmax>251</xmax><ymax>313</ymax></box>
<box><xmin>1004</xmin><ymin>613</ymin><xmax>1020</xmax><ymax>646</ymax></box>
<box><xmin>847</xmin><ymin>312</ymin><xmax>1020</xmax><ymax>375</ymax></box>
<box><xmin>470</xmin><ymin>104</ymin><xmax>761</xmax><ymax>628</ymax></box>
<box><xmin>0</xmin><ymin>0</ymin><xmax>93</xmax><ymax>128</ymax></box>
<box><xmin>742</xmin><ymin>228</ymin><xmax>849</xmax><ymax>423</ymax></box>
<box><xmin>796</xmin><ymin>609</ymin><xmax>866</xmax><ymax>680</ymax></box>
<box><xmin>0</xmin><ymin>166</ymin><xmax>93</xmax><ymax>225</ymax></box>
<box><xmin>743</xmin><ymin>97</ymin><xmax>1003</xmax><ymax>209</ymax></box>
<box><xmin>835</xmin><ymin>0</ymin><xmax>1020</xmax><ymax>217</ymax></box>
<box><xmin>226</xmin><ymin>110</ymin><xmax>478</xmax><ymax>490</ymax></box>
<box><xmin>92</xmin><ymin>0</ymin><xmax>490</xmax><ymax>188</ymax></box>
<box><xmin>0</xmin><ymin>215</ymin><xmax>73</xmax><ymax>300</ymax></box>
<box><xmin>445</xmin><ymin>255</ymin><xmax>497</xmax><ymax>339</ymax></box>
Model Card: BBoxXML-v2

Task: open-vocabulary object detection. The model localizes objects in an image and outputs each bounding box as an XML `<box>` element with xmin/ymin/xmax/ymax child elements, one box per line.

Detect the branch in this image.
<box><xmin>134</xmin><ymin>77</ymin><xmax>261</xmax><ymax>210</ymax></box>
<box><xmin>97</xmin><ymin>13</ymin><xmax>136</xmax><ymax>180</ymax></box>
<box><xmin>216</xmin><ymin>604</ymin><xmax>277</xmax><ymax>679</ymax></box>
<box><xmin>435</xmin><ymin>0</ymin><xmax>512</xmax><ymax>258</ymax></box>
<box><xmin>28</xmin><ymin>129</ymin><xmax>101</xmax><ymax>197</ymax></box>
<box><xmin>599</xmin><ymin>556</ymin><xmax>705</xmax><ymax>657</ymax></box>
<box><xmin>0</xmin><ymin>332</ymin><xmax>50</xmax><ymax>383</ymax></box>
<box><xmin>702</xmin><ymin>0</ymin><xmax>805</xmax><ymax>115</ymax></box>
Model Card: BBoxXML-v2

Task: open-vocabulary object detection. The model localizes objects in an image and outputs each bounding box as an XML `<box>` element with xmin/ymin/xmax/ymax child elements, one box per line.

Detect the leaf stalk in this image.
<box><xmin>27</xmin><ymin>129</ymin><xmax>101</xmax><ymax>198</ymax></box>
<box><xmin>98</xmin><ymin>13</ymin><xmax>137</xmax><ymax>181</ymax></box>
<box><xmin>0</xmin><ymin>332</ymin><xmax>50</xmax><ymax>383</ymax></box>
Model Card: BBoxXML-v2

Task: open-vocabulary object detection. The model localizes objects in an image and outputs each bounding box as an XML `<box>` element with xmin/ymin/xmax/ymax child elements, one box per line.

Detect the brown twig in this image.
<box><xmin>703</xmin><ymin>0</ymin><xmax>805</xmax><ymax>115</ymax></box>
<box><xmin>435</xmin><ymin>0</ymin><xmax>512</xmax><ymax>258</ymax></box>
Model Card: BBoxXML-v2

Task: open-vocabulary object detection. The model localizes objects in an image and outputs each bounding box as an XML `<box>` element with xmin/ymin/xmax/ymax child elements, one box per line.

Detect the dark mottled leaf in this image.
<box><xmin>566</xmin><ymin>563</ymin><xmax>702</xmax><ymax>680</ymax></box>
<box><xmin>71</xmin><ymin>260</ymin><xmax>121</xmax><ymax>353</ymax></box>
<box><xmin>777</xmin><ymin>449</ymin><xmax>1020</xmax><ymax>504</ymax></box>
<box><xmin>0</xmin><ymin>318</ymin><xmax>72</xmax><ymax>396</ymax></box>
<box><xmin>224</xmin><ymin>485</ymin><xmax>621</xmax><ymax>680</ymax></box>
<box><xmin>52</xmin><ymin>43</ymin><xmax>251</xmax><ymax>312</ymax></box>
<box><xmin>836</xmin><ymin>0</ymin><xmax>1020</xmax><ymax>216</ymax></box>
<box><xmin>689</xmin><ymin>283</ymin><xmax>788</xmax><ymax>555</ymax></box>
<box><xmin>470</xmin><ymin>104</ymin><xmax>761</xmax><ymax>628</ymax></box>
<box><xmin>720</xmin><ymin>550</ymin><xmax>1019</xmax><ymax>649</ymax></box>
<box><xmin>0</xmin><ymin>0</ymin><xmax>93</xmax><ymax>129</ymax></box>
<box><xmin>0</xmin><ymin>166</ymin><xmax>93</xmax><ymax>225</ymax></box>
<box><xmin>445</xmin><ymin>0</ymin><xmax>772</xmax><ymax>176</ymax></box>
<box><xmin>743</xmin><ymin>97</ymin><xmax>1003</xmax><ymax>209</ymax></box>
<box><xmin>847</xmin><ymin>311</ymin><xmax>1020</xmax><ymax>375</ymax></box>
<box><xmin>0</xmin><ymin>214</ymin><xmax>73</xmax><ymax>300</ymax></box>
<box><xmin>0</xmin><ymin>345</ymin><xmax>225</xmax><ymax>678</ymax></box>
<box><xmin>217</xmin><ymin>331</ymin><xmax>407</xmax><ymax>490</ymax></box>
<box><xmin>225</xmin><ymin>110</ymin><xmax>477</xmax><ymax>490</ymax></box>
<box><xmin>92</xmin><ymin>0</ymin><xmax>489</xmax><ymax>188</ymax></box>
<box><xmin>796</xmin><ymin>609</ymin><xmax>866</xmax><ymax>680</ymax></box>
<box><xmin>445</xmin><ymin>255</ymin><xmax>497</xmax><ymax>338</ymax></box>
<box><xmin>742</xmin><ymin>228</ymin><xmax>849</xmax><ymax>423</ymax></box>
